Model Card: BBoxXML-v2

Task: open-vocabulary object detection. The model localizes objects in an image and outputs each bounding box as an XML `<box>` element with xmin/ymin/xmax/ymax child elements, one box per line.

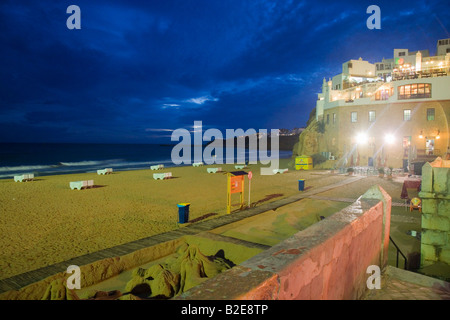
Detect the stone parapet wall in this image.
<box><xmin>419</xmin><ymin>158</ymin><xmax>450</xmax><ymax>267</ymax></box>
<box><xmin>177</xmin><ymin>186</ymin><xmax>391</xmax><ymax>300</ymax></box>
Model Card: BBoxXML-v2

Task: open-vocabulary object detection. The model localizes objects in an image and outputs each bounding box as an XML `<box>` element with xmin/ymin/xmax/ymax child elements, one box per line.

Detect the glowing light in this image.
<box><xmin>356</xmin><ymin>132</ymin><xmax>369</xmax><ymax>144</ymax></box>
<box><xmin>419</xmin><ymin>131</ymin><xmax>424</xmax><ymax>139</ymax></box>
<box><xmin>384</xmin><ymin>134</ymin><xmax>395</xmax><ymax>144</ymax></box>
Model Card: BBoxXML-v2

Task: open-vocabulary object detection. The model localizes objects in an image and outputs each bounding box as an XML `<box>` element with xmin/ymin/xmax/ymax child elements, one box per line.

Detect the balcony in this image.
<box><xmin>393</xmin><ymin>70</ymin><xmax>449</xmax><ymax>82</ymax></box>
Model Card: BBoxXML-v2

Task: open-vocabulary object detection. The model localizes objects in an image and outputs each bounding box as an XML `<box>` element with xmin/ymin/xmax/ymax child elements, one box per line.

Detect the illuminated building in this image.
<box><xmin>315</xmin><ymin>38</ymin><xmax>450</xmax><ymax>170</ymax></box>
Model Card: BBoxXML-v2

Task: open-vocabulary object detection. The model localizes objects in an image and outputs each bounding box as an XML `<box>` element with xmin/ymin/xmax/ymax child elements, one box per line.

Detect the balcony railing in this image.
<box><xmin>393</xmin><ymin>70</ymin><xmax>449</xmax><ymax>81</ymax></box>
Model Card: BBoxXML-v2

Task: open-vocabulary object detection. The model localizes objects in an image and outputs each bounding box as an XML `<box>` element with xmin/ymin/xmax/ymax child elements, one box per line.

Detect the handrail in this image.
<box><xmin>389</xmin><ymin>236</ymin><xmax>408</xmax><ymax>270</ymax></box>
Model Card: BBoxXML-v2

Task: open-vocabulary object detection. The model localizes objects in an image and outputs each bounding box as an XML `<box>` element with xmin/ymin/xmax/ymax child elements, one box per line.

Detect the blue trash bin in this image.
<box><xmin>177</xmin><ymin>203</ymin><xmax>190</xmax><ymax>223</ymax></box>
<box><xmin>298</xmin><ymin>179</ymin><xmax>305</xmax><ymax>191</ymax></box>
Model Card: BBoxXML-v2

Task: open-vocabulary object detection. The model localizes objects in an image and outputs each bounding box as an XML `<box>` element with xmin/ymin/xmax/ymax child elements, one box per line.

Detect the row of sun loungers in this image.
<box><xmin>14</xmin><ymin>164</ymin><xmax>288</xmax><ymax>188</ymax></box>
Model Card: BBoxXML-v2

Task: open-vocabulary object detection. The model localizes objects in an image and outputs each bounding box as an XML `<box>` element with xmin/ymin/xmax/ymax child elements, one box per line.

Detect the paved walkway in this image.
<box><xmin>0</xmin><ymin>176</ymin><xmax>365</xmax><ymax>294</ymax></box>
<box><xmin>364</xmin><ymin>266</ymin><xmax>450</xmax><ymax>300</ymax></box>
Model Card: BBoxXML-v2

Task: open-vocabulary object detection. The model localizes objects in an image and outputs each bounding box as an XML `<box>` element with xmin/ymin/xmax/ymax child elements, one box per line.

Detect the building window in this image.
<box><xmin>333</xmin><ymin>113</ymin><xmax>337</xmax><ymax>124</ymax></box>
<box><xmin>375</xmin><ymin>89</ymin><xmax>390</xmax><ymax>101</ymax></box>
<box><xmin>403</xmin><ymin>136</ymin><xmax>411</xmax><ymax>158</ymax></box>
<box><xmin>403</xmin><ymin>109</ymin><xmax>411</xmax><ymax>121</ymax></box>
<box><xmin>351</xmin><ymin>112</ymin><xmax>357</xmax><ymax>123</ymax></box>
<box><xmin>369</xmin><ymin>111</ymin><xmax>376</xmax><ymax>122</ymax></box>
<box><xmin>426</xmin><ymin>139</ymin><xmax>435</xmax><ymax>155</ymax></box>
<box><xmin>348</xmin><ymin>62</ymin><xmax>353</xmax><ymax>68</ymax></box>
<box><xmin>399</xmin><ymin>52</ymin><xmax>406</xmax><ymax>56</ymax></box>
<box><xmin>427</xmin><ymin>108</ymin><xmax>435</xmax><ymax>121</ymax></box>
<box><xmin>326</xmin><ymin>114</ymin><xmax>330</xmax><ymax>124</ymax></box>
<box><xmin>398</xmin><ymin>83</ymin><xmax>431</xmax><ymax>100</ymax></box>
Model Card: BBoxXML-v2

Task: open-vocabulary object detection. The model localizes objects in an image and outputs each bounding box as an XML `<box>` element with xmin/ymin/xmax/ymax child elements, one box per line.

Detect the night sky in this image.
<box><xmin>1</xmin><ymin>0</ymin><xmax>449</xmax><ymax>144</ymax></box>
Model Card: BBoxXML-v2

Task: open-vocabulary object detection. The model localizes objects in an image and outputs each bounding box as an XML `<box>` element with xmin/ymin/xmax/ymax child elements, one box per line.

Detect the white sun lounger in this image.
<box><xmin>150</xmin><ymin>164</ymin><xmax>164</xmax><ymax>170</ymax></box>
<box><xmin>153</xmin><ymin>172</ymin><xmax>172</xmax><ymax>180</ymax></box>
<box><xmin>192</xmin><ymin>162</ymin><xmax>203</xmax><ymax>167</ymax></box>
<box><xmin>14</xmin><ymin>173</ymin><xmax>34</xmax><ymax>182</ymax></box>
<box><xmin>207</xmin><ymin>167</ymin><xmax>222</xmax><ymax>173</ymax></box>
<box><xmin>70</xmin><ymin>180</ymin><xmax>94</xmax><ymax>190</ymax></box>
<box><xmin>272</xmin><ymin>168</ymin><xmax>288</xmax><ymax>174</ymax></box>
<box><xmin>97</xmin><ymin>168</ymin><xmax>113</xmax><ymax>175</ymax></box>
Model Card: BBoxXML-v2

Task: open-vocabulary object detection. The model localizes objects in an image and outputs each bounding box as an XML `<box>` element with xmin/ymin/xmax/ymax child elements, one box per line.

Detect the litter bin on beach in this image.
<box><xmin>298</xmin><ymin>179</ymin><xmax>305</xmax><ymax>191</ymax></box>
<box><xmin>177</xmin><ymin>203</ymin><xmax>190</xmax><ymax>223</ymax></box>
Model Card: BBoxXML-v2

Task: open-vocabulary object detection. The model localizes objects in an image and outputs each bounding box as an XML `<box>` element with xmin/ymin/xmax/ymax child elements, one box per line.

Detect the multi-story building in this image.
<box><xmin>315</xmin><ymin>39</ymin><xmax>450</xmax><ymax>170</ymax></box>
<box><xmin>437</xmin><ymin>38</ymin><xmax>450</xmax><ymax>56</ymax></box>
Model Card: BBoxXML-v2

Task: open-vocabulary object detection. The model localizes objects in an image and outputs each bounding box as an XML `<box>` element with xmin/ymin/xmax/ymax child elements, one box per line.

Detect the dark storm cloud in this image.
<box><xmin>0</xmin><ymin>0</ymin><xmax>449</xmax><ymax>143</ymax></box>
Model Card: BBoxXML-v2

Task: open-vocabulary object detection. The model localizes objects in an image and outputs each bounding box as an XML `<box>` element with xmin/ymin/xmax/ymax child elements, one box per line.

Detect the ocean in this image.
<box><xmin>0</xmin><ymin>143</ymin><xmax>292</xmax><ymax>179</ymax></box>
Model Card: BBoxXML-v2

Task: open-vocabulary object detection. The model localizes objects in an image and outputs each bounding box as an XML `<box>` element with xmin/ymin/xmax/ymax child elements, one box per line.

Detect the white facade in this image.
<box><xmin>316</xmin><ymin>42</ymin><xmax>450</xmax><ymax>120</ymax></box>
<box><xmin>437</xmin><ymin>38</ymin><xmax>450</xmax><ymax>56</ymax></box>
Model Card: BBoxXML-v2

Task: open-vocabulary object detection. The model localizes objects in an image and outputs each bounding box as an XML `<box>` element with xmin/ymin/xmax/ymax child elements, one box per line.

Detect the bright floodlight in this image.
<box><xmin>356</xmin><ymin>132</ymin><xmax>368</xmax><ymax>144</ymax></box>
<box><xmin>385</xmin><ymin>134</ymin><xmax>395</xmax><ymax>144</ymax></box>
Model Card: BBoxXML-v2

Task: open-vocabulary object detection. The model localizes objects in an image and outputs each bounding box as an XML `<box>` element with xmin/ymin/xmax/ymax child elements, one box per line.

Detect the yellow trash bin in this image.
<box><xmin>295</xmin><ymin>156</ymin><xmax>313</xmax><ymax>170</ymax></box>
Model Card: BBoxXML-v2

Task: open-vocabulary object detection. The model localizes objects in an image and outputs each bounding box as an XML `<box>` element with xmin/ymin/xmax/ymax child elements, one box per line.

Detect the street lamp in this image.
<box><xmin>356</xmin><ymin>132</ymin><xmax>369</xmax><ymax>144</ymax></box>
<box><xmin>384</xmin><ymin>134</ymin><xmax>395</xmax><ymax>144</ymax></box>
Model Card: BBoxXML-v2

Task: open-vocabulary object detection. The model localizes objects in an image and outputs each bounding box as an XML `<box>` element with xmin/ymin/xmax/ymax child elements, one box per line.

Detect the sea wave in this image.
<box><xmin>58</xmin><ymin>160</ymin><xmax>106</xmax><ymax>167</ymax></box>
<box><xmin>0</xmin><ymin>165</ymin><xmax>54</xmax><ymax>173</ymax></box>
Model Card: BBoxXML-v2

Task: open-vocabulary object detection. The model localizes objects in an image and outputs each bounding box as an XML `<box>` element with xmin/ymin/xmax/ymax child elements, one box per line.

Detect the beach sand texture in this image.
<box><xmin>0</xmin><ymin>159</ymin><xmax>357</xmax><ymax>280</ymax></box>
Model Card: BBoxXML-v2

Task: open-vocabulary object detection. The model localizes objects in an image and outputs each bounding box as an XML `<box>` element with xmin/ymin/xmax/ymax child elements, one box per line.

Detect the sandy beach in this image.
<box><xmin>1</xmin><ymin>156</ymin><xmax>431</xmax><ymax>300</ymax></box>
<box><xmin>0</xmin><ymin>158</ymin><xmax>367</xmax><ymax>281</ymax></box>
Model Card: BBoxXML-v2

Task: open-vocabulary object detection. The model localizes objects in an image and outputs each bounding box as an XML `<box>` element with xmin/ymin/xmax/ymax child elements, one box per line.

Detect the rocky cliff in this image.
<box><xmin>293</xmin><ymin>119</ymin><xmax>321</xmax><ymax>157</ymax></box>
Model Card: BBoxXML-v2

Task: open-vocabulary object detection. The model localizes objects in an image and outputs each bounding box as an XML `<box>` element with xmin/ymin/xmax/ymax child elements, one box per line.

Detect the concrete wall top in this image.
<box><xmin>177</xmin><ymin>185</ymin><xmax>392</xmax><ymax>300</ymax></box>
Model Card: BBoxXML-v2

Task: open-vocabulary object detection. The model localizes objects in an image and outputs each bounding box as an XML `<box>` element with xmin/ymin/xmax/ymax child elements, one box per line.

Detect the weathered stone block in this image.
<box><xmin>439</xmin><ymin>248</ymin><xmax>450</xmax><ymax>264</ymax></box>
<box><xmin>421</xmin><ymin>198</ymin><xmax>438</xmax><ymax>214</ymax></box>
<box><xmin>421</xmin><ymin>163</ymin><xmax>433</xmax><ymax>193</ymax></box>
<box><xmin>422</xmin><ymin>214</ymin><xmax>450</xmax><ymax>232</ymax></box>
<box><xmin>421</xmin><ymin>243</ymin><xmax>437</xmax><ymax>262</ymax></box>
<box><xmin>437</xmin><ymin>200</ymin><xmax>450</xmax><ymax>218</ymax></box>
<box><xmin>421</xmin><ymin>229</ymin><xmax>448</xmax><ymax>246</ymax></box>
<box><xmin>433</xmin><ymin>167</ymin><xmax>449</xmax><ymax>194</ymax></box>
